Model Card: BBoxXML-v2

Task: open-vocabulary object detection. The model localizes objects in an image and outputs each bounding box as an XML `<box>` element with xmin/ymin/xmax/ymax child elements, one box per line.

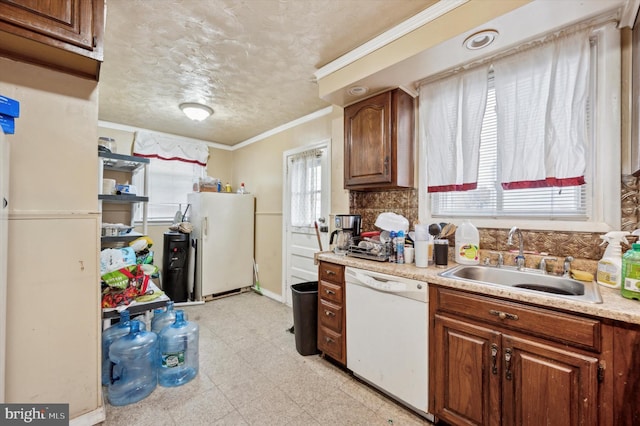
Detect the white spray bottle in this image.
<box><xmin>596</xmin><ymin>231</ymin><xmax>630</xmax><ymax>288</ymax></box>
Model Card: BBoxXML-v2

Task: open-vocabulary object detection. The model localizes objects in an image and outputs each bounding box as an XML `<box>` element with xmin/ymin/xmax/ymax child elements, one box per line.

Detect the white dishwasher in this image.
<box><xmin>345</xmin><ymin>267</ymin><xmax>433</xmax><ymax>420</ymax></box>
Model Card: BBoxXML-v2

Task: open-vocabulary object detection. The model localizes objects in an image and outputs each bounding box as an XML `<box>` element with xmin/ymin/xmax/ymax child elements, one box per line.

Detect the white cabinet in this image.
<box><xmin>98</xmin><ymin>152</ymin><xmax>149</xmax><ymax>246</ymax></box>
<box><xmin>6</xmin><ymin>215</ymin><xmax>101</xmax><ymax>412</ymax></box>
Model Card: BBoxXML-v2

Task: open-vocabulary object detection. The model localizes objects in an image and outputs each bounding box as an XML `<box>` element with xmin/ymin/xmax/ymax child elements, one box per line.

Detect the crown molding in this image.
<box><xmin>99</xmin><ymin>105</ymin><xmax>334</xmax><ymax>151</ymax></box>
<box><xmin>313</xmin><ymin>0</ymin><xmax>469</xmax><ymax>81</ymax></box>
<box><xmin>98</xmin><ymin>120</ymin><xmax>233</xmax><ymax>151</ymax></box>
<box><xmin>233</xmin><ymin>106</ymin><xmax>334</xmax><ymax>149</ymax></box>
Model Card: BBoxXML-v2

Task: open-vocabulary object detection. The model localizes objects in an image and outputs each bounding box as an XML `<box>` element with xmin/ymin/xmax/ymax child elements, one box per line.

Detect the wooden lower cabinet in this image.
<box><xmin>317</xmin><ymin>261</ymin><xmax>346</xmax><ymax>366</ymax></box>
<box><xmin>502</xmin><ymin>334</ymin><xmax>599</xmax><ymax>426</ymax></box>
<box><xmin>430</xmin><ymin>286</ymin><xmax>602</xmax><ymax>426</ymax></box>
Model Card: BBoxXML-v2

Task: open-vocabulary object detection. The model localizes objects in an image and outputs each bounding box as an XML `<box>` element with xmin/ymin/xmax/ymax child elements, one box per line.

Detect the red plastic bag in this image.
<box><xmin>101</xmin><ymin>265</ymin><xmax>149</xmax><ymax>308</ymax></box>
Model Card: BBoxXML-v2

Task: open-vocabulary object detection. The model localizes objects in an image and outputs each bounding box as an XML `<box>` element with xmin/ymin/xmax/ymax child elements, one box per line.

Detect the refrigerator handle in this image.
<box><xmin>203</xmin><ymin>217</ymin><xmax>208</xmax><ymax>240</ymax></box>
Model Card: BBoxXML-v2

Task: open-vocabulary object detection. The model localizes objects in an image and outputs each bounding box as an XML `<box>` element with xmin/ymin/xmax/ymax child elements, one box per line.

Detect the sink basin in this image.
<box><xmin>439</xmin><ymin>264</ymin><xmax>602</xmax><ymax>303</ymax></box>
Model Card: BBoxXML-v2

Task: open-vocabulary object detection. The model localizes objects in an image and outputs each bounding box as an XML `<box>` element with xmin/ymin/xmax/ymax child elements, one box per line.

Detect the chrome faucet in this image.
<box><xmin>563</xmin><ymin>256</ymin><xmax>574</xmax><ymax>277</ymax></box>
<box><xmin>507</xmin><ymin>226</ymin><xmax>525</xmax><ymax>270</ymax></box>
<box><xmin>539</xmin><ymin>257</ymin><xmax>557</xmax><ymax>275</ymax></box>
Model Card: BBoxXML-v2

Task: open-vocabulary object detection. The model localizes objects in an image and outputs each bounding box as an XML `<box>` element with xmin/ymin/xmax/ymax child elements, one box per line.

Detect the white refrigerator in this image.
<box><xmin>187</xmin><ymin>192</ymin><xmax>255</xmax><ymax>300</ymax></box>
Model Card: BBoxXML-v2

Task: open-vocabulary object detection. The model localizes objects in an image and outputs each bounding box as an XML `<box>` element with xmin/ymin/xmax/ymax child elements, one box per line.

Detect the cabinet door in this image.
<box><xmin>0</xmin><ymin>0</ymin><xmax>101</xmax><ymax>53</ymax></box>
<box><xmin>501</xmin><ymin>334</ymin><xmax>599</xmax><ymax>426</ymax></box>
<box><xmin>344</xmin><ymin>91</ymin><xmax>392</xmax><ymax>187</ymax></box>
<box><xmin>432</xmin><ymin>314</ymin><xmax>502</xmax><ymax>426</ymax></box>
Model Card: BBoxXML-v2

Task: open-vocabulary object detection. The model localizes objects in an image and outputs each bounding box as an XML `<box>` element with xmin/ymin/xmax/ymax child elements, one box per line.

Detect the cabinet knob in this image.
<box><xmin>324</xmin><ymin>289</ymin><xmax>335</xmax><ymax>295</ymax></box>
<box><xmin>504</xmin><ymin>348</ymin><xmax>513</xmax><ymax>381</ymax></box>
<box><xmin>491</xmin><ymin>344</ymin><xmax>498</xmax><ymax>375</ymax></box>
<box><xmin>324</xmin><ymin>310</ymin><xmax>335</xmax><ymax>317</ymax></box>
<box><xmin>489</xmin><ymin>309</ymin><xmax>519</xmax><ymax>321</ymax></box>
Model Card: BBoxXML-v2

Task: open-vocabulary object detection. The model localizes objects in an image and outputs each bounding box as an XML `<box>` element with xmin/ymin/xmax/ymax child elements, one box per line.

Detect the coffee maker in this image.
<box><xmin>329</xmin><ymin>214</ymin><xmax>362</xmax><ymax>255</ymax></box>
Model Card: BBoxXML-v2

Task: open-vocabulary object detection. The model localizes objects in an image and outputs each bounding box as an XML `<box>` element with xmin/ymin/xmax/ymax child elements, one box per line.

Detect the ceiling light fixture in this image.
<box><xmin>348</xmin><ymin>86</ymin><xmax>369</xmax><ymax>96</ymax></box>
<box><xmin>179</xmin><ymin>102</ymin><xmax>214</xmax><ymax>121</ymax></box>
<box><xmin>463</xmin><ymin>29</ymin><xmax>499</xmax><ymax>50</ymax></box>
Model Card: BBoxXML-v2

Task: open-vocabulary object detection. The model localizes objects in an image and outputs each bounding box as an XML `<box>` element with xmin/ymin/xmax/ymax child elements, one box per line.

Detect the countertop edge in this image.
<box><xmin>316</xmin><ymin>252</ymin><xmax>640</xmax><ymax>326</ymax></box>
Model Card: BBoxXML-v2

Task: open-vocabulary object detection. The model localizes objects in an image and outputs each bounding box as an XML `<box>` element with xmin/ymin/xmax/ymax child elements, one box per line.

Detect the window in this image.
<box><xmin>289</xmin><ymin>148</ymin><xmax>323</xmax><ymax>227</ymax></box>
<box><xmin>419</xmin><ymin>21</ymin><xmax>620</xmax><ymax>232</ymax></box>
<box><xmin>432</xmin><ymin>76</ymin><xmax>588</xmax><ymax>219</ymax></box>
<box><xmin>135</xmin><ymin>158</ymin><xmax>205</xmax><ymax>222</ymax></box>
<box><xmin>132</xmin><ymin>130</ymin><xmax>208</xmax><ymax>222</ymax></box>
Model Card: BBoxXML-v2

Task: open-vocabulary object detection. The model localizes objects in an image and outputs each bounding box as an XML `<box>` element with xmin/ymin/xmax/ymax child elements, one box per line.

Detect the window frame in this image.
<box><xmin>134</xmin><ymin>157</ymin><xmax>206</xmax><ymax>224</ymax></box>
<box><xmin>418</xmin><ymin>21</ymin><xmax>621</xmax><ymax>232</ymax></box>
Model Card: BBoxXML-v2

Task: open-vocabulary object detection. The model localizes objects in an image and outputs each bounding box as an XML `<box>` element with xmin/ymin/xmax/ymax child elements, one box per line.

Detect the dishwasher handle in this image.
<box><xmin>349</xmin><ymin>269</ymin><xmax>408</xmax><ymax>292</ymax></box>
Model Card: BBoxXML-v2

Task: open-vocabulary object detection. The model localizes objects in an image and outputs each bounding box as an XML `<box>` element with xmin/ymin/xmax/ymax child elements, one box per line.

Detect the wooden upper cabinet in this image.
<box><xmin>344</xmin><ymin>88</ymin><xmax>414</xmax><ymax>190</ymax></box>
<box><xmin>0</xmin><ymin>0</ymin><xmax>104</xmax><ymax>79</ymax></box>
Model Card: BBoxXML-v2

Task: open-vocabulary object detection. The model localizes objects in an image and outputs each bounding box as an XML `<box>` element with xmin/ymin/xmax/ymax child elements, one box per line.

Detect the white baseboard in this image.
<box><xmin>255</xmin><ymin>287</ymin><xmax>283</xmax><ymax>303</ymax></box>
<box><xmin>69</xmin><ymin>405</ymin><xmax>105</xmax><ymax>426</ymax></box>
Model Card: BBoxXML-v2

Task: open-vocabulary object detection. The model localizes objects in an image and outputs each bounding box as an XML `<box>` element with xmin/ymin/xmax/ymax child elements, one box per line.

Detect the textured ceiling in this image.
<box><xmin>99</xmin><ymin>0</ymin><xmax>434</xmax><ymax>146</ymax></box>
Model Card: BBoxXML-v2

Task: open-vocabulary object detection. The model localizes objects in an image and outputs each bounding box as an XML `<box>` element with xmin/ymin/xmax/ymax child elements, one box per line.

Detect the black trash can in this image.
<box><xmin>291</xmin><ymin>281</ymin><xmax>320</xmax><ymax>356</ymax></box>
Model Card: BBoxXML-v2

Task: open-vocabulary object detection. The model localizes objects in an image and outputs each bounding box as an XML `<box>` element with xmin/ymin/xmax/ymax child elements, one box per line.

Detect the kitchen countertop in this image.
<box><xmin>316</xmin><ymin>252</ymin><xmax>640</xmax><ymax>326</ymax></box>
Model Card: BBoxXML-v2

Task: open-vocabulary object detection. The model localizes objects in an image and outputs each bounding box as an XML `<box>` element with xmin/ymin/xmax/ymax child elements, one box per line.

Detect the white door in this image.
<box><xmin>282</xmin><ymin>142</ymin><xmax>330</xmax><ymax>306</ymax></box>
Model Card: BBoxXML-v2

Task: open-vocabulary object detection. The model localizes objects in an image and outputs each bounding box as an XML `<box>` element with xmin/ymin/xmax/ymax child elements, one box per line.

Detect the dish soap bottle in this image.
<box><xmin>596</xmin><ymin>231</ymin><xmax>630</xmax><ymax>288</ymax></box>
<box><xmin>455</xmin><ymin>219</ymin><xmax>479</xmax><ymax>265</ymax></box>
<box><xmin>621</xmin><ymin>243</ymin><xmax>640</xmax><ymax>301</ymax></box>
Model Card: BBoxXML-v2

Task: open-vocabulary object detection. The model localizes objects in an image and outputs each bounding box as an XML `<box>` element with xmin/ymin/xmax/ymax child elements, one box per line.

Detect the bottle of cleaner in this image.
<box><xmin>455</xmin><ymin>219</ymin><xmax>480</xmax><ymax>265</ymax></box>
<box><xmin>396</xmin><ymin>230</ymin><xmax>405</xmax><ymax>264</ymax></box>
<box><xmin>596</xmin><ymin>231</ymin><xmax>630</xmax><ymax>288</ymax></box>
<box><xmin>621</xmin><ymin>243</ymin><xmax>640</xmax><ymax>301</ymax></box>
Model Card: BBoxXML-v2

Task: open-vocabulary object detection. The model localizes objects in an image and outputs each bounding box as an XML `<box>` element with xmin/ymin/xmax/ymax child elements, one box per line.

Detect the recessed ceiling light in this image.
<box><xmin>179</xmin><ymin>103</ymin><xmax>214</xmax><ymax>121</ymax></box>
<box><xmin>463</xmin><ymin>30</ymin><xmax>499</xmax><ymax>50</ymax></box>
<box><xmin>348</xmin><ymin>86</ymin><xmax>369</xmax><ymax>96</ymax></box>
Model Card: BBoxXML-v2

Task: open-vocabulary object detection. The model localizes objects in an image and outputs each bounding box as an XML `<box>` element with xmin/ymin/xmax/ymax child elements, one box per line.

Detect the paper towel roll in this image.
<box><xmin>102</xmin><ymin>178</ymin><xmax>116</xmax><ymax>195</ymax></box>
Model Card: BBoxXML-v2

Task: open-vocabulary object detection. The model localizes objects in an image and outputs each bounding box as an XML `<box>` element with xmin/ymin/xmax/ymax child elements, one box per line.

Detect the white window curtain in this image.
<box><xmin>132</xmin><ymin>130</ymin><xmax>209</xmax><ymax>166</ymax></box>
<box><xmin>419</xmin><ymin>65</ymin><xmax>489</xmax><ymax>192</ymax></box>
<box><xmin>493</xmin><ymin>29</ymin><xmax>590</xmax><ymax>189</ymax></box>
<box><xmin>289</xmin><ymin>149</ymin><xmax>322</xmax><ymax>227</ymax></box>
<box><xmin>131</xmin><ymin>131</ymin><xmax>208</xmax><ymax>221</ymax></box>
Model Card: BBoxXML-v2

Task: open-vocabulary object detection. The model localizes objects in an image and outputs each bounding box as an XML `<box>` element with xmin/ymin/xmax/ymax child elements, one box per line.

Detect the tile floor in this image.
<box><xmin>101</xmin><ymin>291</ymin><xmax>435</xmax><ymax>425</ymax></box>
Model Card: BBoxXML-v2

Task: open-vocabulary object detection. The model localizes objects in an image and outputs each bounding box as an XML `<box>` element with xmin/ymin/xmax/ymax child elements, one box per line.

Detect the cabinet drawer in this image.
<box><xmin>435</xmin><ymin>287</ymin><xmax>601</xmax><ymax>351</ymax></box>
<box><xmin>319</xmin><ymin>262</ymin><xmax>344</xmax><ymax>284</ymax></box>
<box><xmin>318</xmin><ymin>325</ymin><xmax>344</xmax><ymax>362</ymax></box>
<box><xmin>319</xmin><ymin>299</ymin><xmax>343</xmax><ymax>333</ymax></box>
<box><xmin>319</xmin><ymin>280</ymin><xmax>343</xmax><ymax>305</ymax></box>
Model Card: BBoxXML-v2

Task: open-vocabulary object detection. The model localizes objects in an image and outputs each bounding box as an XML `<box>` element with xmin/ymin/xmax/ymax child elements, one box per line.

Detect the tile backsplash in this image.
<box><xmin>350</xmin><ymin>175</ymin><xmax>640</xmax><ymax>267</ymax></box>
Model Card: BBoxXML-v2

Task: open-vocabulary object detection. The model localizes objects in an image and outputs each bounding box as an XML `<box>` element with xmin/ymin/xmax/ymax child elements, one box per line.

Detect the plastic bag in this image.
<box><xmin>101</xmin><ymin>264</ymin><xmax>151</xmax><ymax>308</ymax></box>
<box><xmin>374</xmin><ymin>212</ymin><xmax>409</xmax><ymax>232</ymax></box>
<box><xmin>100</xmin><ymin>247</ymin><xmax>136</xmax><ymax>275</ymax></box>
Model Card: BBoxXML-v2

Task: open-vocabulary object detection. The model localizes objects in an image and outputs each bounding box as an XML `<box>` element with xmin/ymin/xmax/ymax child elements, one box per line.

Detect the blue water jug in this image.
<box><xmin>107</xmin><ymin>320</ymin><xmax>158</xmax><ymax>406</ymax></box>
<box><xmin>101</xmin><ymin>310</ymin><xmax>140</xmax><ymax>386</ymax></box>
<box><xmin>151</xmin><ymin>301</ymin><xmax>176</xmax><ymax>334</ymax></box>
<box><xmin>158</xmin><ymin>310</ymin><xmax>199</xmax><ymax>387</ymax></box>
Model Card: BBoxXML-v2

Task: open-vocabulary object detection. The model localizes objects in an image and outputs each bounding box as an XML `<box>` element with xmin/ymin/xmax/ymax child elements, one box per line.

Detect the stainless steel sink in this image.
<box><xmin>439</xmin><ymin>264</ymin><xmax>602</xmax><ymax>303</ymax></box>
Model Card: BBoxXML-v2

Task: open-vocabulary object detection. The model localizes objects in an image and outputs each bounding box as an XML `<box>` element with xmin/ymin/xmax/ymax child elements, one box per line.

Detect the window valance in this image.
<box><xmin>133</xmin><ymin>130</ymin><xmax>209</xmax><ymax>166</ymax></box>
